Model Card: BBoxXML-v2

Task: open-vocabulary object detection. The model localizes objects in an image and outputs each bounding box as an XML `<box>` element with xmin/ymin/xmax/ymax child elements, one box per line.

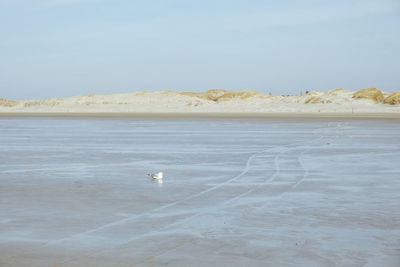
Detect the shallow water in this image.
<box><xmin>0</xmin><ymin>118</ymin><xmax>399</xmax><ymax>266</ymax></box>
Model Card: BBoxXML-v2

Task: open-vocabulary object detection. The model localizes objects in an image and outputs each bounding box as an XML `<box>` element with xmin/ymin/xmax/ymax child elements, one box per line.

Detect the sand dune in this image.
<box><xmin>1</xmin><ymin>88</ymin><xmax>400</xmax><ymax>114</ymax></box>
<box><xmin>352</xmin><ymin>88</ymin><xmax>385</xmax><ymax>103</ymax></box>
<box><xmin>384</xmin><ymin>91</ymin><xmax>400</xmax><ymax>105</ymax></box>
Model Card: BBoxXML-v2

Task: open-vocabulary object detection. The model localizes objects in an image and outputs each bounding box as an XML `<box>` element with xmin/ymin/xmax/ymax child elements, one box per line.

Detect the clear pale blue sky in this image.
<box><xmin>1</xmin><ymin>0</ymin><xmax>399</xmax><ymax>99</ymax></box>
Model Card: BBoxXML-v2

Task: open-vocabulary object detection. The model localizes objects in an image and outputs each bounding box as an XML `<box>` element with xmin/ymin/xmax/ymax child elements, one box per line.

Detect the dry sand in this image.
<box><xmin>1</xmin><ymin>112</ymin><xmax>400</xmax><ymax>119</ymax></box>
<box><xmin>1</xmin><ymin>88</ymin><xmax>400</xmax><ymax>117</ymax></box>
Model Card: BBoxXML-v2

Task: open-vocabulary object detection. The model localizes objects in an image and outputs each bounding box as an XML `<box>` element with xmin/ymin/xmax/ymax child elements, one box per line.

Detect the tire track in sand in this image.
<box><xmin>16</xmin><ymin>123</ymin><xmax>343</xmax><ymax>266</ymax></box>
<box><xmin>9</xmin><ymin>141</ymin><xmax>286</xmax><ymax>266</ymax></box>
<box><xmin>50</xmin><ymin>124</ymin><xmax>343</xmax><ymax>266</ymax></box>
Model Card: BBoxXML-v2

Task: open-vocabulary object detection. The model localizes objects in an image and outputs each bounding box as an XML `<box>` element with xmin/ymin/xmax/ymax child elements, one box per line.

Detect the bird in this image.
<box><xmin>148</xmin><ymin>172</ymin><xmax>163</xmax><ymax>182</ymax></box>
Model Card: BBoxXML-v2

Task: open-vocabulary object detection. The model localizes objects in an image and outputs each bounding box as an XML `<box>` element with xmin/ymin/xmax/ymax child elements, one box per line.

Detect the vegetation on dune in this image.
<box><xmin>179</xmin><ymin>89</ymin><xmax>263</xmax><ymax>102</ymax></box>
<box><xmin>383</xmin><ymin>91</ymin><xmax>400</xmax><ymax>105</ymax></box>
<box><xmin>352</xmin><ymin>88</ymin><xmax>384</xmax><ymax>103</ymax></box>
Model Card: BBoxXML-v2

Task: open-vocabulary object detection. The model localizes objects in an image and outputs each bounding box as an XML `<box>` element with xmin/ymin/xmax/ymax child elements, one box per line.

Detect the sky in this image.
<box><xmin>0</xmin><ymin>0</ymin><xmax>399</xmax><ymax>100</ymax></box>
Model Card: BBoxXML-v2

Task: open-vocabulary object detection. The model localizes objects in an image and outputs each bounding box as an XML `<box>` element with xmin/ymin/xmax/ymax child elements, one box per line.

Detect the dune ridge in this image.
<box><xmin>1</xmin><ymin>88</ymin><xmax>400</xmax><ymax>114</ymax></box>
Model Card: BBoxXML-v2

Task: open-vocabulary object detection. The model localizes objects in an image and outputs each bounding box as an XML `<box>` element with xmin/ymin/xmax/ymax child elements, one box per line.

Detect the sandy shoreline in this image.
<box><xmin>1</xmin><ymin>111</ymin><xmax>400</xmax><ymax>119</ymax></box>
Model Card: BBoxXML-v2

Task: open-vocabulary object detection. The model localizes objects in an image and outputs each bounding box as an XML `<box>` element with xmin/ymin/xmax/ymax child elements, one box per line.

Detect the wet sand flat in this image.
<box><xmin>0</xmin><ymin>118</ymin><xmax>399</xmax><ymax>266</ymax></box>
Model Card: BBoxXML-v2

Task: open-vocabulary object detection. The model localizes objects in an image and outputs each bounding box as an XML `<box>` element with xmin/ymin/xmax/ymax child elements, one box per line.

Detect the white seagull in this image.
<box><xmin>148</xmin><ymin>172</ymin><xmax>163</xmax><ymax>182</ymax></box>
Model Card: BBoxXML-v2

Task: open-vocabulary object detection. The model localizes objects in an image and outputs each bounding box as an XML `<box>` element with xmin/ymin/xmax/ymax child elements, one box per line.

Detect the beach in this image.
<box><xmin>2</xmin><ymin>0</ymin><xmax>400</xmax><ymax>265</ymax></box>
<box><xmin>1</xmin><ymin>117</ymin><xmax>399</xmax><ymax>266</ymax></box>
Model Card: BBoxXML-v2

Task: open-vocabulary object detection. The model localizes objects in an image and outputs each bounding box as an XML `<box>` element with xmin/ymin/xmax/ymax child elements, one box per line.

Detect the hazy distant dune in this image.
<box><xmin>1</xmin><ymin>88</ymin><xmax>400</xmax><ymax>114</ymax></box>
<box><xmin>0</xmin><ymin>98</ymin><xmax>18</xmax><ymax>107</ymax></box>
